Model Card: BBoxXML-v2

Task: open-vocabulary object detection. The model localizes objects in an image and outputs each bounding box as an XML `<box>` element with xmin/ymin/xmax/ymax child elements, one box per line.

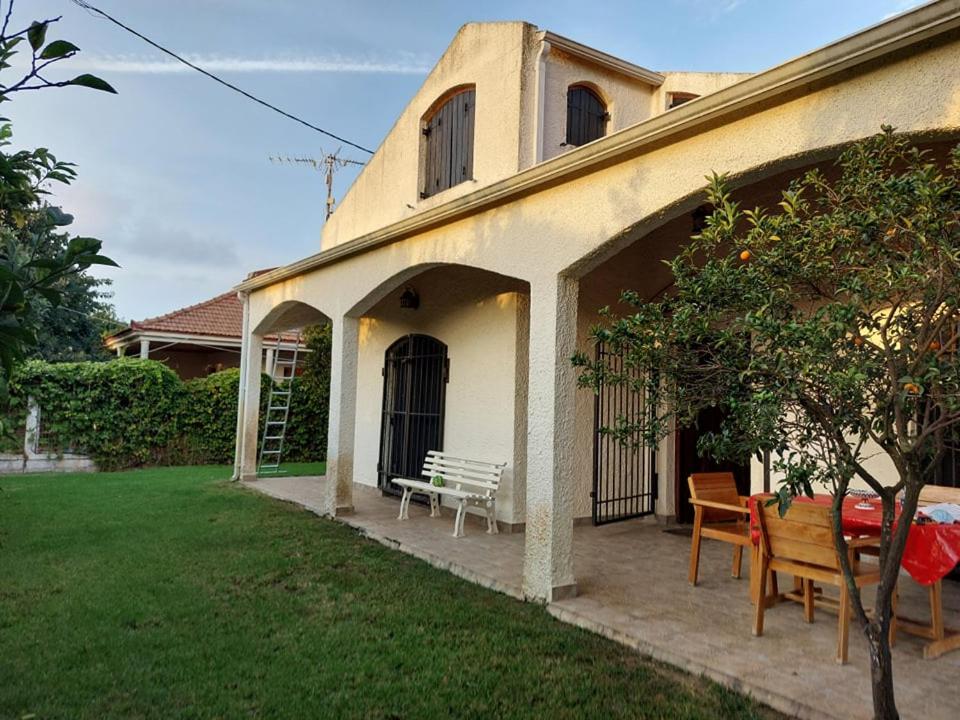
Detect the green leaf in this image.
<box><xmin>27</xmin><ymin>22</ymin><xmax>48</xmax><ymax>52</ymax></box>
<box><xmin>84</xmin><ymin>254</ymin><xmax>120</xmax><ymax>268</ymax></box>
<box><xmin>39</xmin><ymin>40</ymin><xmax>80</xmax><ymax>60</ymax></box>
<box><xmin>68</xmin><ymin>74</ymin><xmax>117</xmax><ymax>94</ymax></box>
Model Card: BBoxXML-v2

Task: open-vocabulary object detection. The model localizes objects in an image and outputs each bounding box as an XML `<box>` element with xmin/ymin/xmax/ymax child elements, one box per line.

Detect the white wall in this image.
<box><xmin>352</xmin><ymin>267</ymin><xmax>526</xmax><ymax>525</ymax></box>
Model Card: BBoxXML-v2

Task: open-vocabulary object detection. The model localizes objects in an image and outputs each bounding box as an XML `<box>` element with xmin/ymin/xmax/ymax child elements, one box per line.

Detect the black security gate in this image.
<box><xmin>378</xmin><ymin>334</ymin><xmax>449</xmax><ymax>498</ymax></box>
<box><xmin>592</xmin><ymin>342</ymin><xmax>657</xmax><ymax>525</ymax></box>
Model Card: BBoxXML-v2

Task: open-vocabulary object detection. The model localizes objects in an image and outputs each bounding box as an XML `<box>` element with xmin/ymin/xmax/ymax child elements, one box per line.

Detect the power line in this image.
<box><xmin>69</xmin><ymin>0</ymin><xmax>375</xmax><ymax>155</ymax></box>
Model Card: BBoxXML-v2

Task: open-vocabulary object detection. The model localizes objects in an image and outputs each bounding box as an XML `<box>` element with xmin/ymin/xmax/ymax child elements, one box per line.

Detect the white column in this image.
<box><xmin>116</xmin><ymin>345</ymin><xmax>125</xmax><ymax>357</ymax></box>
<box><xmin>324</xmin><ymin>314</ymin><xmax>359</xmax><ymax>516</ymax></box>
<box><xmin>523</xmin><ymin>274</ymin><xmax>578</xmax><ymax>602</ymax></box>
<box><xmin>234</xmin><ymin>295</ymin><xmax>263</xmax><ymax>482</ymax></box>
<box><xmin>139</xmin><ymin>339</ymin><xmax>150</xmax><ymax>359</ymax></box>
<box><xmin>264</xmin><ymin>347</ymin><xmax>275</xmax><ymax>375</ymax></box>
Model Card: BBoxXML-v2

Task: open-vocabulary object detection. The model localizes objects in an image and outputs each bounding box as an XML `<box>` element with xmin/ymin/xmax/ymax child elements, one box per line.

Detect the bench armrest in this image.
<box><xmin>689</xmin><ymin>498</ymin><xmax>752</xmax><ymax>514</ymax></box>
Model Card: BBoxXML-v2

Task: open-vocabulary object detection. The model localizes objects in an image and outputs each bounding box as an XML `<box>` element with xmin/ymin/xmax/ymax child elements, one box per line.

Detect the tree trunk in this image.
<box><xmin>867</xmin><ymin>622</ymin><xmax>899</xmax><ymax>720</ymax></box>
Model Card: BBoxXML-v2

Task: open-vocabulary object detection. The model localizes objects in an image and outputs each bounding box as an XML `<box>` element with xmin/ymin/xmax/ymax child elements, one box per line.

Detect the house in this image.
<box><xmin>232</xmin><ymin>5</ymin><xmax>960</xmax><ymax>602</ymax></box>
<box><xmin>105</xmin><ymin>271</ymin><xmax>305</xmax><ymax>380</ymax></box>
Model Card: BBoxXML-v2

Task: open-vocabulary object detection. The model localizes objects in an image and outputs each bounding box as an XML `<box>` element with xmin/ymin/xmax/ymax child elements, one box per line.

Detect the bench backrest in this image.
<box><xmin>754</xmin><ymin>498</ymin><xmax>840</xmax><ymax>571</ymax></box>
<box><xmin>420</xmin><ymin>450</ymin><xmax>506</xmax><ymax>496</ymax></box>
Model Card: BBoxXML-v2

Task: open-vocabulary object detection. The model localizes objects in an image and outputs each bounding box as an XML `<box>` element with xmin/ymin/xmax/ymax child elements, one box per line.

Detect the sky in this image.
<box><xmin>9</xmin><ymin>0</ymin><xmax>927</xmax><ymax>322</ymax></box>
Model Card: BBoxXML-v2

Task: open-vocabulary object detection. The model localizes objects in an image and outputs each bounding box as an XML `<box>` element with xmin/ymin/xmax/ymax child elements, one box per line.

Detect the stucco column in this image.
<box><xmin>523</xmin><ymin>274</ymin><xmax>578</xmax><ymax>602</ymax></box>
<box><xmin>139</xmin><ymin>339</ymin><xmax>150</xmax><ymax>359</ymax></box>
<box><xmin>324</xmin><ymin>314</ymin><xmax>359</xmax><ymax>516</ymax></box>
<box><xmin>236</xmin><ymin>328</ymin><xmax>264</xmax><ymax>482</ymax></box>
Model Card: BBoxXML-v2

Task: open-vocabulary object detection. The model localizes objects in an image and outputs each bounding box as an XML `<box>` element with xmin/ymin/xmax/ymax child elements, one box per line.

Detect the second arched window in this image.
<box><xmin>566</xmin><ymin>85</ymin><xmax>607</xmax><ymax>147</ymax></box>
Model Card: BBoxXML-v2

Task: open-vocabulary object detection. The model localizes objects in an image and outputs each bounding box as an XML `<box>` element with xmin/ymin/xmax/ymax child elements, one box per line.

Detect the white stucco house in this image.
<box><xmin>233</xmin><ymin>3</ymin><xmax>960</xmax><ymax>602</ymax></box>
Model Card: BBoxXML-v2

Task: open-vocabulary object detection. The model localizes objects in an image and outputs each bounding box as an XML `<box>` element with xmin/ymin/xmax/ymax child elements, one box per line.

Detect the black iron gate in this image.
<box><xmin>592</xmin><ymin>342</ymin><xmax>657</xmax><ymax>525</ymax></box>
<box><xmin>378</xmin><ymin>334</ymin><xmax>449</xmax><ymax>498</ymax></box>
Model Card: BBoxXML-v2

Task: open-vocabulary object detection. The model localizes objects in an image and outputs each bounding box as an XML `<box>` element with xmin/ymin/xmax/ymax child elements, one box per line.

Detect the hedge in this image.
<box><xmin>8</xmin><ymin>357</ymin><xmax>328</xmax><ymax>471</ymax></box>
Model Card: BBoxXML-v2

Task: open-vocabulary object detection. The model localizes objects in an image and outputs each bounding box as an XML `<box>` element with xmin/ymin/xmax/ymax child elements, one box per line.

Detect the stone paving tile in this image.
<box><xmin>243</xmin><ymin>475</ymin><xmax>959</xmax><ymax>720</ymax></box>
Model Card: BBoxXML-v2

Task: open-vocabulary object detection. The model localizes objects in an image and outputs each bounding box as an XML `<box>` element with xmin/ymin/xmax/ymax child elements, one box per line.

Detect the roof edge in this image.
<box><xmin>541</xmin><ymin>31</ymin><xmax>666</xmax><ymax>86</ymax></box>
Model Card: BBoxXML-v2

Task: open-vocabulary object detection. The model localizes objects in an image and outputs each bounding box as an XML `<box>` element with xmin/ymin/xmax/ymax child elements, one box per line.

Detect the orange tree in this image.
<box><xmin>575</xmin><ymin>128</ymin><xmax>960</xmax><ymax>720</ymax></box>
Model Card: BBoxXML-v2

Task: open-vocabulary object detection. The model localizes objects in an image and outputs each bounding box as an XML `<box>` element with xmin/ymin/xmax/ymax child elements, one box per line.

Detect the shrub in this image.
<box><xmin>11</xmin><ymin>359</ymin><xmax>184</xmax><ymax>470</ymax></box>
<box><xmin>8</xmin><ymin>353</ymin><xmax>329</xmax><ymax>470</ymax></box>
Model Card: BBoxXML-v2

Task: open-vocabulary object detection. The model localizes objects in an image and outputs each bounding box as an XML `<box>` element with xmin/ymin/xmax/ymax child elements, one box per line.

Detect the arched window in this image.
<box><xmin>566</xmin><ymin>85</ymin><xmax>607</xmax><ymax>147</ymax></box>
<box><xmin>421</xmin><ymin>87</ymin><xmax>475</xmax><ymax>198</ymax></box>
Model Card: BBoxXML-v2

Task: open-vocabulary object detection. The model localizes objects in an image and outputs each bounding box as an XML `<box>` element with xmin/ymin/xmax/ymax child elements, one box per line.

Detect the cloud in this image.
<box><xmin>76</xmin><ymin>53</ymin><xmax>432</xmax><ymax>75</ymax></box>
<box><xmin>119</xmin><ymin>225</ymin><xmax>241</xmax><ymax>268</ymax></box>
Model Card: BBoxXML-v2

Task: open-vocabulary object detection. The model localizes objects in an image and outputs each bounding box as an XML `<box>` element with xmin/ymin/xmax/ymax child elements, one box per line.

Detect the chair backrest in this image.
<box><xmin>754</xmin><ymin>499</ymin><xmax>839</xmax><ymax>570</ymax></box>
<box><xmin>420</xmin><ymin>450</ymin><xmax>506</xmax><ymax>496</ymax></box>
<box><xmin>919</xmin><ymin>485</ymin><xmax>960</xmax><ymax>506</ymax></box>
<box><xmin>688</xmin><ymin>472</ymin><xmax>741</xmax><ymax>522</ymax></box>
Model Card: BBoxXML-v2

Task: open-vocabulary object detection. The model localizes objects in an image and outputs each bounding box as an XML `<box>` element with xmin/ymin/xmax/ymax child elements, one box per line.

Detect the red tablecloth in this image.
<box><xmin>750</xmin><ymin>494</ymin><xmax>960</xmax><ymax>586</ymax></box>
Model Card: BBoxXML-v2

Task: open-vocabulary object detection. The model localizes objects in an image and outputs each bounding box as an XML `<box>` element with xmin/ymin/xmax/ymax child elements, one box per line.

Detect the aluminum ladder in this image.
<box><xmin>257</xmin><ymin>333</ymin><xmax>301</xmax><ymax>475</ymax></box>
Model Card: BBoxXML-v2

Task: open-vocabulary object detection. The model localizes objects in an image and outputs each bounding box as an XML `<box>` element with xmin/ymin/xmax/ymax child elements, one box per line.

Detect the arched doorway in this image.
<box><xmin>378</xmin><ymin>334</ymin><xmax>449</xmax><ymax>497</ymax></box>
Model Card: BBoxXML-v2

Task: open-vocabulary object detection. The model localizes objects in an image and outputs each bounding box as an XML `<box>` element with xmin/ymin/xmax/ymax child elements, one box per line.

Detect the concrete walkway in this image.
<box><xmin>243</xmin><ymin>475</ymin><xmax>960</xmax><ymax>720</ymax></box>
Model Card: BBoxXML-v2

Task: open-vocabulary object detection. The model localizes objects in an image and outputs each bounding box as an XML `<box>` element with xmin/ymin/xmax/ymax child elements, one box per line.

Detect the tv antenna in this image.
<box><xmin>269</xmin><ymin>148</ymin><xmax>365</xmax><ymax>220</ymax></box>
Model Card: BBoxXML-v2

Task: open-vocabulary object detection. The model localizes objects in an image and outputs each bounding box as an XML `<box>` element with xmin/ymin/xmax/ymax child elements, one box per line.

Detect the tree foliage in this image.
<box><xmin>10</xmin><ymin>358</ymin><xmax>330</xmax><ymax>470</ymax></box>
<box><xmin>0</xmin><ymin>2</ymin><xmax>118</xmax><ymax>418</ymax></box>
<box><xmin>575</xmin><ymin>129</ymin><xmax>960</xmax><ymax>720</ymax></box>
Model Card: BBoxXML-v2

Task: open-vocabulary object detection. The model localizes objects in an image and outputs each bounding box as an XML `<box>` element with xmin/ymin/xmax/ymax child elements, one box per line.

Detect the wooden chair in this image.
<box><xmin>687</xmin><ymin>472</ymin><xmax>753</xmax><ymax>585</ymax></box>
<box><xmin>894</xmin><ymin>485</ymin><xmax>960</xmax><ymax>659</ymax></box>
<box><xmin>753</xmin><ymin>499</ymin><xmax>883</xmax><ymax>664</ymax></box>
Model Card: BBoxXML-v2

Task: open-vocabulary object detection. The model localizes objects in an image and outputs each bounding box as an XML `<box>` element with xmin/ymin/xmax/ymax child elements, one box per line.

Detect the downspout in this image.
<box><xmin>533</xmin><ymin>36</ymin><xmax>551</xmax><ymax>165</ymax></box>
<box><xmin>231</xmin><ymin>290</ymin><xmax>251</xmax><ymax>481</ymax></box>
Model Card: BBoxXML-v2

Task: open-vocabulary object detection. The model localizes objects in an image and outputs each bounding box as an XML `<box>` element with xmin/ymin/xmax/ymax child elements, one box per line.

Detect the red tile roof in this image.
<box><xmin>130</xmin><ymin>290</ymin><xmax>244</xmax><ymax>339</ymax></box>
<box><xmin>109</xmin><ymin>270</ymin><xmax>302</xmax><ymax>343</ymax></box>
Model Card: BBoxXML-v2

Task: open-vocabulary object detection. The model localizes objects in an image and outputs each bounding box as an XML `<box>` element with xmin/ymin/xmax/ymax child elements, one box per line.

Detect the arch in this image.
<box><xmin>566</xmin><ymin>84</ymin><xmax>607</xmax><ymax>147</ymax></box>
<box><xmin>253</xmin><ymin>299</ymin><xmax>330</xmax><ymax>336</ymax></box>
<box><xmin>421</xmin><ymin>85</ymin><xmax>476</xmax><ymax>197</ymax></box>
<box><xmin>347</xmin><ymin>262</ymin><xmax>528</xmax><ymax>318</ymax></box>
<box><xmin>566</xmin><ymin>129</ymin><xmax>960</xmax><ymax>281</ymax></box>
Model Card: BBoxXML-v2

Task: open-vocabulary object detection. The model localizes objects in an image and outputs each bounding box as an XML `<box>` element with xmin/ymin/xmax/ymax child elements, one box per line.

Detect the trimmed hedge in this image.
<box><xmin>9</xmin><ymin>357</ymin><xmax>328</xmax><ymax>470</ymax></box>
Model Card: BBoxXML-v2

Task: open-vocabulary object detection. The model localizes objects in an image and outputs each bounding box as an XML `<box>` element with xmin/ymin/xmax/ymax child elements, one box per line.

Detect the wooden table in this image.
<box><xmin>750</xmin><ymin>494</ymin><xmax>960</xmax><ymax>658</ymax></box>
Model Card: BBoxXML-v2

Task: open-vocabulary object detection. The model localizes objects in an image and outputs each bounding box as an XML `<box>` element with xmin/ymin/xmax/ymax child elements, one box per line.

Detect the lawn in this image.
<box><xmin>0</xmin><ymin>465</ymin><xmax>778</xmax><ymax>720</ymax></box>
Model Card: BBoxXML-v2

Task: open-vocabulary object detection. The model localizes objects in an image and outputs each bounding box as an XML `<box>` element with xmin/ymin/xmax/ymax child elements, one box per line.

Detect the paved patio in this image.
<box><xmin>243</xmin><ymin>475</ymin><xmax>960</xmax><ymax>720</ymax></box>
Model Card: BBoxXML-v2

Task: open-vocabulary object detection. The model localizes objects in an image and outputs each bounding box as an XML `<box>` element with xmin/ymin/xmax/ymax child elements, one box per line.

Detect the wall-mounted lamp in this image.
<box><xmin>399</xmin><ymin>287</ymin><xmax>420</xmax><ymax>310</ymax></box>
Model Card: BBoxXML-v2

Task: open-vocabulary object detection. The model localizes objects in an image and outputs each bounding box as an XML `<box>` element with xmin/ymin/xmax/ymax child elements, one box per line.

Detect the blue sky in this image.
<box><xmin>10</xmin><ymin>0</ymin><xmax>925</xmax><ymax>321</ymax></box>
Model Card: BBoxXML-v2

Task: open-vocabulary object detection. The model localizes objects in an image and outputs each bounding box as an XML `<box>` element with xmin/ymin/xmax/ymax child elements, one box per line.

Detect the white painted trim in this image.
<box><xmin>540</xmin><ymin>31</ymin><xmax>665</xmax><ymax>87</ymax></box>
<box><xmin>534</xmin><ymin>39</ymin><xmax>551</xmax><ymax>164</ymax></box>
<box><xmin>236</xmin><ymin>1</ymin><xmax>960</xmax><ymax>295</ymax></box>
<box><xmin>105</xmin><ymin>330</ymin><xmax>303</xmax><ymax>352</ymax></box>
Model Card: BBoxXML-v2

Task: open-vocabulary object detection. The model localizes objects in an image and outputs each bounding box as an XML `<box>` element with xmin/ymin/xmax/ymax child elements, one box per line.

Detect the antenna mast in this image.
<box><xmin>269</xmin><ymin>148</ymin><xmax>364</xmax><ymax>220</ymax></box>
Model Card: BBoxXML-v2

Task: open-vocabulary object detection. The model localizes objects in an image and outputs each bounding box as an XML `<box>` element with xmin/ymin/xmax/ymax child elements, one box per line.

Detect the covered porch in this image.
<box><xmin>245</xmin><ymin>474</ymin><xmax>960</xmax><ymax>720</ymax></box>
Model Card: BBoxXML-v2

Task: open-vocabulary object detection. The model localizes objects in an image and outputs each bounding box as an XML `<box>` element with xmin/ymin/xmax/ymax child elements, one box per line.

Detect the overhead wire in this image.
<box><xmin>69</xmin><ymin>0</ymin><xmax>375</xmax><ymax>154</ymax></box>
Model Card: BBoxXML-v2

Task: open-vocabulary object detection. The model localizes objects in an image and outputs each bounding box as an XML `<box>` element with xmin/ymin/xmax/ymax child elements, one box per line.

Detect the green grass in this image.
<box><xmin>0</xmin><ymin>466</ymin><xmax>778</xmax><ymax>720</ymax></box>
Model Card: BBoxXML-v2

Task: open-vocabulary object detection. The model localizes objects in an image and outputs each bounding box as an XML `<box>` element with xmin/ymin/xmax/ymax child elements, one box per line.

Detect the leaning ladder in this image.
<box><xmin>257</xmin><ymin>333</ymin><xmax>301</xmax><ymax>476</ymax></box>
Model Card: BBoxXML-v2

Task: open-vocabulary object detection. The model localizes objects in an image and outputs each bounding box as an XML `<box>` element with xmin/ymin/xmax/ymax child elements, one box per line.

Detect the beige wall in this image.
<box><xmin>540</xmin><ymin>48</ymin><xmax>656</xmax><ymax>163</ymax></box>
<box><xmin>352</xmin><ymin>267</ymin><xmax>528</xmax><ymax>525</ymax></box>
<box><xmin>322</xmin><ymin>22</ymin><xmax>529</xmax><ymax>249</ymax></box>
<box><xmin>654</xmin><ymin>71</ymin><xmax>752</xmax><ymax>112</ymax></box>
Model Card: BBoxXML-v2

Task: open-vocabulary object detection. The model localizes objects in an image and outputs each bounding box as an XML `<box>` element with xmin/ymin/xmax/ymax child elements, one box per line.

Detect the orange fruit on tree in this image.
<box><xmin>740</xmin><ymin>250</ymin><xmax>752</xmax><ymax>262</ymax></box>
<box><xmin>929</xmin><ymin>340</ymin><xmax>941</xmax><ymax>351</ymax></box>
<box><xmin>904</xmin><ymin>382</ymin><xmax>921</xmax><ymax>394</ymax></box>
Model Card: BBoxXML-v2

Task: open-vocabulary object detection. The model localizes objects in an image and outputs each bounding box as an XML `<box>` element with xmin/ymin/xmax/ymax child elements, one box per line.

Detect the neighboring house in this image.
<box><xmin>232</xmin><ymin>7</ymin><xmax>960</xmax><ymax>601</ymax></box>
<box><xmin>106</xmin><ymin>272</ymin><xmax>304</xmax><ymax>380</ymax></box>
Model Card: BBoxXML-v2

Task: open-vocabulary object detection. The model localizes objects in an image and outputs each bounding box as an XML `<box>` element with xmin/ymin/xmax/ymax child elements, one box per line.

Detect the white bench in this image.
<box><xmin>393</xmin><ymin>451</ymin><xmax>506</xmax><ymax>537</ymax></box>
